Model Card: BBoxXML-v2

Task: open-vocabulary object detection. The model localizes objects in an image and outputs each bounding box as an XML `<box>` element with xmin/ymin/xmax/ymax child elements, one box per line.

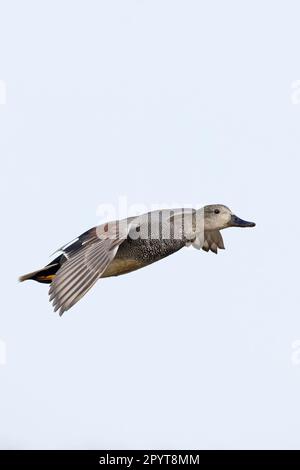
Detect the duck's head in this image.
<box><xmin>203</xmin><ymin>204</ymin><xmax>256</xmax><ymax>231</ymax></box>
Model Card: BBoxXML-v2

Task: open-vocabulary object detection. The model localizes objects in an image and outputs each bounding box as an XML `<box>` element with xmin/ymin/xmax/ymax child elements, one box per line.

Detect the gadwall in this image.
<box><xmin>19</xmin><ymin>204</ymin><xmax>255</xmax><ymax>315</ymax></box>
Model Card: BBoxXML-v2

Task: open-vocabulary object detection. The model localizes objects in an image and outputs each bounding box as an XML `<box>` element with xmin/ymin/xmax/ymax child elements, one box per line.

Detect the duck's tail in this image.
<box><xmin>19</xmin><ymin>256</ymin><xmax>62</xmax><ymax>284</ymax></box>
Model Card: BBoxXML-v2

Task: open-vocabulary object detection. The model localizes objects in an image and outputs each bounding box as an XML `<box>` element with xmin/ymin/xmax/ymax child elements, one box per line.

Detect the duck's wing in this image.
<box><xmin>201</xmin><ymin>230</ymin><xmax>225</xmax><ymax>254</ymax></box>
<box><xmin>49</xmin><ymin>219</ymin><xmax>135</xmax><ymax>315</ymax></box>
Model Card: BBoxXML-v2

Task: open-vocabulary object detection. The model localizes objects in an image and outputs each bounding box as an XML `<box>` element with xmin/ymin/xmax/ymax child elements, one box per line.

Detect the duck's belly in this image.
<box><xmin>101</xmin><ymin>237</ymin><xmax>185</xmax><ymax>278</ymax></box>
<box><xmin>101</xmin><ymin>257</ymin><xmax>148</xmax><ymax>277</ymax></box>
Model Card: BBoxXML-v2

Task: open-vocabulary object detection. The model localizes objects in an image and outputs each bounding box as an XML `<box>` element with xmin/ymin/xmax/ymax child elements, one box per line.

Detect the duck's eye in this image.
<box><xmin>214</xmin><ymin>209</ymin><xmax>220</xmax><ymax>214</ymax></box>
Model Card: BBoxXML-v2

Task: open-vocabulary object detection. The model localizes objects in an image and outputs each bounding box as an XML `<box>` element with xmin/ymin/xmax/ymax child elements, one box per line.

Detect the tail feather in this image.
<box><xmin>19</xmin><ymin>256</ymin><xmax>62</xmax><ymax>284</ymax></box>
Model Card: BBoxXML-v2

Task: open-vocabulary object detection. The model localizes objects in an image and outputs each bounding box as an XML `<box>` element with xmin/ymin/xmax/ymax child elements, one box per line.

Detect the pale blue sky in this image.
<box><xmin>1</xmin><ymin>0</ymin><xmax>300</xmax><ymax>449</ymax></box>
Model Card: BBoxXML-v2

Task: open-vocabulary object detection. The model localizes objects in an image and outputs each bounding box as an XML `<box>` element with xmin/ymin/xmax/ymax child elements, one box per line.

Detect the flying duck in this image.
<box><xmin>19</xmin><ymin>204</ymin><xmax>255</xmax><ymax>315</ymax></box>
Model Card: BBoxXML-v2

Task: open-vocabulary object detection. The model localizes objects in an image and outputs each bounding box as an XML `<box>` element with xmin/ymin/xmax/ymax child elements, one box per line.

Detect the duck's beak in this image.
<box><xmin>230</xmin><ymin>214</ymin><xmax>256</xmax><ymax>228</ymax></box>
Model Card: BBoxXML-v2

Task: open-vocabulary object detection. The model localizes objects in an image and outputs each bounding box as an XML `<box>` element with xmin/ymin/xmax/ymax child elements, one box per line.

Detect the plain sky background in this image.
<box><xmin>1</xmin><ymin>0</ymin><xmax>300</xmax><ymax>450</ymax></box>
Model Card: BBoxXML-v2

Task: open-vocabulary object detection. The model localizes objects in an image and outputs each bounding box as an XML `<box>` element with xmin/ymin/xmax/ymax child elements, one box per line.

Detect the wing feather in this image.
<box><xmin>49</xmin><ymin>221</ymin><xmax>131</xmax><ymax>315</ymax></box>
<box><xmin>202</xmin><ymin>230</ymin><xmax>225</xmax><ymax>254</ymax></box>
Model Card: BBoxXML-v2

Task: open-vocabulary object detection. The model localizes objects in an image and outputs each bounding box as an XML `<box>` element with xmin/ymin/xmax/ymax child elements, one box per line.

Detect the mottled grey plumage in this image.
<box><xmin>108</xmin><ymin>209</ymin><xmax>189</xmax><ymax>268</ymax></box>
